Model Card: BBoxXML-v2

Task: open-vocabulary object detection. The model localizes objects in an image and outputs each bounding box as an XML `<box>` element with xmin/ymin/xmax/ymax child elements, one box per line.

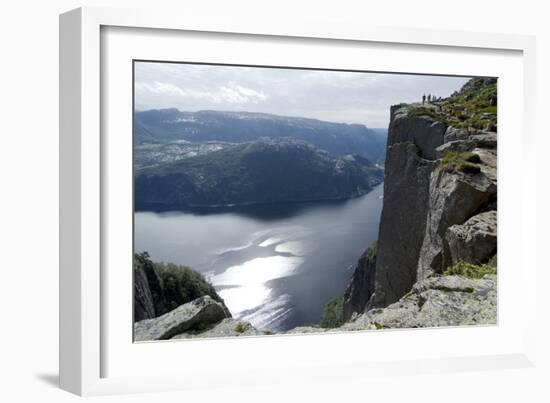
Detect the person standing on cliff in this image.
<box><xmin>427</xmin><ymin>94</ymin><xmax>431</xmax><ymax>103</ymax></box>
<box><xmin>422</xmin><ymin>94</ymin><xmax>426</xmax><ymax>104</ymax></box>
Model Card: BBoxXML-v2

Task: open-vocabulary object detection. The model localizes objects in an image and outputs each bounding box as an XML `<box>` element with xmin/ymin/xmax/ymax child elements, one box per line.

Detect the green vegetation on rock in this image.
<box><xmin>135</xmin><ymin>252</ymin><xmax>226</xmax><ymax>314</ymax></box>
<box><xmin>363</xmin><ymin>240</ymin><xmax>377</xmax><ymax>262</ymax></box>
<box><xmin>234</xmin><ymin>322</ymin><xmax>247</xmax><ymax>333</ymax></box>
<box><xmin>443</xmin><ymin>261</ymin><xmax>497</xmax><ymax>279</ymax></box>
<box><xmin>437</xmin><ymin>151</ymin><xmax>482</xmax><ymax>174</ymax></box>
<box><xmin>405</xmin><ymin>77</ymin><xmax>497</xmax><ymax>132</ymax></box>
<box><xmin>320</xmin><ymin>296</ymin><xmax>344</xmax><ymax>328</ymax></box>
<box><xmin>155</xmin><ymin>260</ymin><xmax>224</xmax><ymax>311</ymax></box>
<box><xmin>407</xmin><ymin>106</ymin><xmax>449</xmax><ymax>123</ymax></box>
<box><xmin>440</xmin><ymin>77</ymin><xmax>497</xmax><ymax>131</ymax></box>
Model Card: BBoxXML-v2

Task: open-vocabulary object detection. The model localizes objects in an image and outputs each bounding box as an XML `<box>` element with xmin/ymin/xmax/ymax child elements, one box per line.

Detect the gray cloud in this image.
<box><xmin>135</xmin><ymin>62</ymin><xmax>470</xmax><ymax>128</ymax></box>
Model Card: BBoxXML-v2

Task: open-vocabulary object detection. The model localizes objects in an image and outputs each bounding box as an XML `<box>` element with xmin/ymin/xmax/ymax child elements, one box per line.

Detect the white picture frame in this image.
<box><xmin>59</xmin><ymin>6</ymin><xmax>537</xmax><ymax>396</ymax></box>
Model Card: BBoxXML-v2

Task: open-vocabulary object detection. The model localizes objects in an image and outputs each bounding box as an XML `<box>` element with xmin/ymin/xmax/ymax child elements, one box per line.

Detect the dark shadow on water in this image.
<box><xmin>35</xmin><ymin>372</ymin><xmax>59</xmax><ymax>388</ymax></box>
<box><xmin>136</xmin><ymin>195</ymin><xmax>369</xmax><ymax>222</ymax></box>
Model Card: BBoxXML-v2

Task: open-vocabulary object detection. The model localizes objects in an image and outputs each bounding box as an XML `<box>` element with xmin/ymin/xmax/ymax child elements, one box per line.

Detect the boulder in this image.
<box><xmin>172</xmin><ymin>318</ymin><xmax>266</xmax><ymax>339</ymax></box>
<box><xmin>436</xmin><ymin>132</ymin><xmax>497</xmax><ymax>159</ymax></box>
<box><xmin>435</xmin><ymin>140</ymin><xmax>471</xmax><ymax>158</ymax></box>
<box><xmin>417</xmin><ymin>148</ymin><xmax>497</xmax><ymax>279</ymax></box>
<box><xmin>442</xmin><ymin>210</ymin><xmax>497</xmax><ymax>269</ymax></box>
<box><xmin>134</xmin><ymin>296</ymin><xmax>230</xmax><ymax>341</ymax></box>
<box><xmin>444</xmin><ymin>126</ymin><xmax>470</xmax><ymax>142</ymax></box>
<box><xmin>469</xmin><ymin>133</ymin><xmax>497</xmax><ymax>149</ymax></box>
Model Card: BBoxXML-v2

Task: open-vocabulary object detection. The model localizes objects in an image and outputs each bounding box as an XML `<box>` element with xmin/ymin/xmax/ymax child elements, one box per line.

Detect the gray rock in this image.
<box><xmin>342</xmin><ymin>274</ymin><xmax>497</xmax><ymax>330</ymax></box>
<box><xmin>369</xmin><ymin>107</ymin><xmax>444</xmax><ymax>309</ymax></box>
<box><xmin>133</xmin><ymin>256</ymin><xmax>167</xmax><ymax>321</ymax></box>
<box><xmin>390</xmin><ymin>106</ymin><xmax>446</xmax><ymax>160</ymax></box>
<box><xmin>285</xmin><ymin>326</ymin><xmax>329</xmax><ymax>334</ymax></box>
<box><xmin>133</xmin><ymin>263</ymin><xmax>156</xmax><ymax>321</ymax></box>
<box><xmin>442</xmin><ymin>210</ymin><xmax>497</xmax><ymax>269</ymax></box>
<box><xmin>134</xmin><ymin>296</ymin><xmax>230</xmax><ymax>341</ymax></box>
<box><xmin>469</xmin><ymin>133</ymin><xmax>497</xmax><ymax>149</ymax></box>
<box><xmin>444</xmin><ymin>126</ymin><xmax>471</xmax><ymax>142</ymax></box>
<box><xmin>435</xmin><ymin>140</ymin><xmax>472</xmax><ymax>158</ymax></box>
<box><xmin>417</xmin><ymin>149</ymin><xmax>497</xmax><ymax>279</ymax></box>
<box><xmin>342</xmin><ymin>241</ymin><xmax>377</xmax><ymax>321</ymax></box>
<box><xmin>172</xmin><ymin>318</ymin><xmax>267</xmax><ymax>339</ymax></box>
<box><xmin>436</xmin><ymin>132</ymin><xmax>497</xmax><ymax>159</ymax></box>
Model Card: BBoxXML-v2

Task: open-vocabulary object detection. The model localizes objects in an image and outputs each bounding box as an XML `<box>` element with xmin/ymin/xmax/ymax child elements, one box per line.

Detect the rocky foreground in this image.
<box><xmin>134</xmin><ymin>296</ymin><xmax>270</xmax><ymax>341</ymax></box>
<box><xmin>134</xmin><ymin>271</ymin><xmax>496</xmax><ymax>340</ymax></box>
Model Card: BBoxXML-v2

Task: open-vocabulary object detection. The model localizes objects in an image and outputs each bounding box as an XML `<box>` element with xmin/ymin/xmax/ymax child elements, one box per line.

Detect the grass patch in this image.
<box><xmin>407</xmin><ymin>106</ymin><xmax>448</xmax><ymax>123</ymax></box>
<box><xmin>438</xmin><ymin>151</ymin><xmax>482</xmax><ymax>174</ymax></box>
<box><xmin>320</xmin><ymin>296</ymin><xmax>344</xmax><ymax>329</ymax></box>
<box><xmin>373</xmin><ymin>322</ymin><xmax>384</xmax><ymax>330</ymax></box>
<box><xmin>479</xmin><ymin>105</ymin><xmax>497</xmax><ymax>114</ymax></box>
<box><xmin>443</xmin><ymin>261</ymin><xmax>497</xmax><ymax>279</ymax></box>
<box><xmin>234</xmin><ymin>322</ymin><xmax>247</xmax><ymax>333</ymax></box>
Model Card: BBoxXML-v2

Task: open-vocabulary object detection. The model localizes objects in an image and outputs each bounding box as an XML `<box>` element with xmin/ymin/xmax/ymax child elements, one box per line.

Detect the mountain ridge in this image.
<box><xmin>134</xmin><ymin>108</ymin><xmax>387</xmax><ymax>164</ymax></box>
<box><xmin>135</xmin><ymin>137</ymin><xmax>384</xmax><ymax>209</ymax></box>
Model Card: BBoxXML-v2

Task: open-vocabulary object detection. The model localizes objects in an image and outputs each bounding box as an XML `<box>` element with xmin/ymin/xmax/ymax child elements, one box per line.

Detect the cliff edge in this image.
<box><xmin>341</xmin><ymin>77</ymin><xmax>498</xmax><ymax>326</ymax></box>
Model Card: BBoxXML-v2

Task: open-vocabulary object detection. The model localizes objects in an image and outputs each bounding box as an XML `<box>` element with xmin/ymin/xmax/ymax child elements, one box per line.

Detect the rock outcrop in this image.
<box><xmin>342</xmin><ymin>241</ymin><xmax>377</xmax><ymax>321</ymax></box>
<box><xmin>342</xmin><ymin>274</ymin><xmax>496</xmax><ymax>330</ymax></box>
<box><xmin>340</xmin><ymin>77</ymin><xmax>498</xmax><ymax>328</ymax></box>
<box><xmin>134</xmin><ymin>254</ymin><xmax>167</xmax><ymax>321</ymax></box>
<box><xmin>134</xmin><ymin>296</ymin><xmax>230</xmax><ymax>341</ymax></box>
<box><xmin>133</xmin><ymin>252</ymin><xmax>230</xmax><ymax>323</ymax></box>
<box><xmin>172</xmin><ymin>318</ymin><xmax>267</xmax><ymax>339</ymax></box>
<box><xmin>135</xmin><ymin>297</ymin><xmax>274</xmax><ymax>341</ymax></box>
<box><xmin>367</xmin><ymin>105</ymin><xmax>445</xmax><ymax>309</ymax></box>
<box><xmin>134</xmin><ymin>263</ymin><xmax>156</xmax><ymax>321</ymax></box>
<box><xmin>416</xmin><ymin>148</ymin><xmax>497</xmax><ymax>279</ymax></box>
<box><xmin>442</xmin><ymin>210</ymin><xmax>497</xmax><ymax>270</ymax></box>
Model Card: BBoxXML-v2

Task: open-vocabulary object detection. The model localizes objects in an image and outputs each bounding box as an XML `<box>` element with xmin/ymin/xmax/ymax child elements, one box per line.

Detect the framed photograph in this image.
<box><xmin>60</xmin><ymin>7</ymin><xmax>537</xmax><ymax>396</ymax></box>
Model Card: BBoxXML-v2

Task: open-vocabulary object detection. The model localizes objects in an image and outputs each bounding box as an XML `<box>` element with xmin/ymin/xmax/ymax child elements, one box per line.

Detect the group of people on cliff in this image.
<box><xmin>422</xmin><ymin>94</ymin><xmax>442</xmax><ymax>104</ymax></box>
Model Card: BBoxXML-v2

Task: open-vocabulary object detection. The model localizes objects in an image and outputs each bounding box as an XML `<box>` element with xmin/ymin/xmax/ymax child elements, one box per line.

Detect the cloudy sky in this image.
<box><xmin>135</xmin><ymin>62</ymin><xmax>470</xmax><ymax>128</ymax></box>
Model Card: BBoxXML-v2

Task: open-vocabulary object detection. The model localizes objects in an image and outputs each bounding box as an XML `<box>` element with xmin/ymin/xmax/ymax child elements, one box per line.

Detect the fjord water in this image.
<box><xmin>135</xmin><ymin>183</ymin><xmax>383</xmax><ymax>331</ymax></box>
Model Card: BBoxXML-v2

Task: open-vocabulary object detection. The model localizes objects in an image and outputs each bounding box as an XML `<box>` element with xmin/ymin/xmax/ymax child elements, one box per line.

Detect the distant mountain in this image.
<box><xmin>134</xmin><ymin>140</ymin><xmax>235</xmax><ymax>170</ymax></box>
<box><xmin>135</xmin><ymin>138</ymin><xmax>384</xmax><ymax>209</ymax></box>
<box><xmin>134</xmin><ymin>109</ymin><xmax>387</xmax><ymax>163</ymax></box>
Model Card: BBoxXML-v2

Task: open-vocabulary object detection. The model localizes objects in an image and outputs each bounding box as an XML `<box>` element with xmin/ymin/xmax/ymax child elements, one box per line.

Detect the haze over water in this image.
<box><xmin>135</xmin><ymin>183</ymin><xmax>383</xmax><ymax>331</ymax></box>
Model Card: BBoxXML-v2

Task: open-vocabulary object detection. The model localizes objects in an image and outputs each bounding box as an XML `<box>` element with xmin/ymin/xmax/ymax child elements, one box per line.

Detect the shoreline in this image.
<box><xmin>135</xmin><ymin>181</ymin><xmax>384</xmax><ymax>213</ymax></box>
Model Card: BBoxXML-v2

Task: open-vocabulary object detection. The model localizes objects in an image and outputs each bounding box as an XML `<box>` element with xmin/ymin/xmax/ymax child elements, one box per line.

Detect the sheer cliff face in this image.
<box><xmin>367</xmin><ymin>106</ymin><xmax>446</xmax><ymax>309</ymax></box>
<box><xmin>343</xmin><ymin>78</ymin><xmax>498</xmax><ymax>318</ymax></box>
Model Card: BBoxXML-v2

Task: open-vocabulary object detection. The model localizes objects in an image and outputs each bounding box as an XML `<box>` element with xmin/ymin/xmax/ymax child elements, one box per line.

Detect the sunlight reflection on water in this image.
<box><xmin>211</xmin><ymin>255</ymin><xmax>303</xmax><ymax>317</ymax></box>
<box><xmin>135</xmin><ymin>183</ymin><xmax>384</xmax><ymax>330</ymax></box>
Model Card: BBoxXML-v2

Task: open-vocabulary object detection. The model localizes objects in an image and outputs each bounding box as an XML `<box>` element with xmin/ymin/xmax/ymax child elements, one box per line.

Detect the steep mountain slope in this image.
<box><xmin>135</xmin><ymin>138</ymin><xmax>383</xmax><ymax>209</ymax></box>
<box><xmin>134</xmin><ymin>109</ymin><xmax>387</xmax><ymax>163</ymax></box>
<box><xmin>341</xmin><ymin>77</ymin><xmax>498</xmax><ymax>323</ymax></box>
